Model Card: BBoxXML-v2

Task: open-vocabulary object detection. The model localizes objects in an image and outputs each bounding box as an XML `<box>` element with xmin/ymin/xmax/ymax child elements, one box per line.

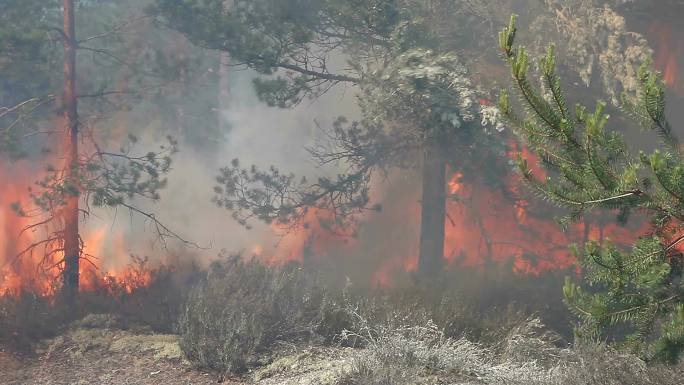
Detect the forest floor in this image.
<box><xmin>0</xmin><ymin>314</ymin><xmax>226</xmax><ymax>385</ymax></box>
<box><xmin>0</xmin><ymin>314</ymin><xmax>359</xmax><ymax>385</ymax></box>
<box><xmin>6</xmin><ymin>313</ymin><xmax>683</xmax><ymax>385</ymax></box>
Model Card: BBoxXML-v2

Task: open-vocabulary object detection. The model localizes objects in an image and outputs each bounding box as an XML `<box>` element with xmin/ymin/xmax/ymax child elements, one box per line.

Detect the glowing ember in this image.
<box><xmin>448</xmin><ymin>172</ymin><xmax>464</xmax><ymax>194</ymax></box>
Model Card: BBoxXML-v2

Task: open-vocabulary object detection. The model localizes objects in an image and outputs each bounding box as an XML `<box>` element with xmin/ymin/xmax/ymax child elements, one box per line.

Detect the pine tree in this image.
<box><xmin>154</xmin><ymin>0</ymin><xmax>502</xmax><ymax>276</ymax></box>
<box><xmin>499</xmin><ymin>15</ymin><xmax>684</xmax><ymax>363</ymax></box>
<box><xmin>1</xmin><ymin>0</ymin><xmax>195</xmax><ymax>301</ymax></box>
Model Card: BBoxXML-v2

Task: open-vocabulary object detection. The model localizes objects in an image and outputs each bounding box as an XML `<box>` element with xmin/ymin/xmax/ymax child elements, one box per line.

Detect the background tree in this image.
<box><xmin>154</xmin><ymin>0</ymin><xmax>505</xmax><ymax>276</ymax></box>
<box><xmin>499</xmin><ymin>15</ymin><xmax>684</xmax><ymax>362</ymax></box>
<box><xmin>1</xmin><ymin>0</ymin><xmax>202</xmax><ymax>301</ymax></box>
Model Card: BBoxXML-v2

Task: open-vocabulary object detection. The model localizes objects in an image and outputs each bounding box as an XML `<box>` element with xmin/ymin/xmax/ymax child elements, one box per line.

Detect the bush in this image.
<box><xmin>177</xmin><ymin>256</ymin><xmax>348</xmax><ymax>373</ymax></box>
<box><xmin>176</xmin><ymin>259</ymin><xmax>556</xmax><ymax>376</ymax></box>
<box><xmin>335</xmin><ymin>314</ymin><xmax>684</xmax><ymax>385</ymax></box>
<box><xmin>336</xmin><ymin>315</ymin><xmax>560</xmax><ymax>385</ymax></box>
<box><xmin>80</xmin><ymin>256</ymin><xmax>200</xmax><ymax>333</ymax></box>
<box><xmin>0</xmin><ymin>291</ymin><xmax>66</xmax><ymax>354</ymax></box>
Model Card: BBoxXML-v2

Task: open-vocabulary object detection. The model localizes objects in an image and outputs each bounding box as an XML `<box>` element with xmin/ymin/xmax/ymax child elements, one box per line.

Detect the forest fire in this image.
<box><xmin>441</xmin><ymin>169</ymin><xmax>638</xmax><ymax>275</ymax></box>
<box><xmin>0</xmin><ymin>138</ymin><xmax>649</xmax><ymax>293</ymax></box>
<box><xmin>229</xmin><ymin>129</ymin><xmax>650</xmax><ymax>289</ymax></box>
<box><xmin>0</xmin><ymin>163</ymin><xmax>55</xmax><ymax>296</ymax></box>
<box><xmin>0</xmin><ymin>162</ymin><xmax>155</xmax><ymax>297</ymax></box>
<box><xmin>1</xmin><ymin>0</ymin><xmax>680</xmax><ymax>297</ymax></box>
<box><xmin>367</xmin><ymin>140</ymin><xmax>644</xmax><ymax>287</ymax></box>
<box><xmin>267</xmin><ymin>208</ymin><xmax>358</xmax><ymax>265</ymax></box>
<box><xmin>9</xmin><ymin>3</ymin><xmax>684</xmax><ymax>383</ymax></box>
<box><xmin>648</xmin><ymin>23</ymin><xmax>683</xmax><ymax>91</ymax></box>
<box><xmin>442</xmin><ymin>146</ymin><xmax>639</xmax><ymax>275</ymax></box>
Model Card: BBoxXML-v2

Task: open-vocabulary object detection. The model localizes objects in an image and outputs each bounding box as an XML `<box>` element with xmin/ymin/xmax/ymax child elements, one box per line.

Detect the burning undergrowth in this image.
<box><xmin>262</xmin><ymin>137</ymin><xmax>646</xmax><ymax>290</ymax></box>
<box><xmin>3</xmin><ymin>0</ymin><xmax>681</xmax><ymax>311</ymax></box>
<box><xmin>0</xmin><ymin>253</ymin><xmax>199</xmax><ymax>354</ymax></box>
<box><xmin>0</xmin><ymin>138</ymin><xmax>642</xmax><ymax>357</ymax></box>
<box><xmin>3</xmin><ymin>2</ymin><xmax>684</xmax><ymax>383</ymax></box>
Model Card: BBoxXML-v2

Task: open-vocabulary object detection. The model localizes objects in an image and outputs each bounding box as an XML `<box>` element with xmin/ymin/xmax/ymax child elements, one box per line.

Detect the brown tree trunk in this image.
<box><xmin>62</xmin><ymin>0</ymin><xmax>80</xmax><ymax>302</ymax></box>
<box><xmin>418</xmin><ymin>136</ymin><xmax>446</xmax><ymax>277</ymax></box>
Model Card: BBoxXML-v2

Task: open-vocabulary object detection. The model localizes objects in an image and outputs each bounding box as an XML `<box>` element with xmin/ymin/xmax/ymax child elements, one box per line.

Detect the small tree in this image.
<box><xmin>1</xmin><ymin>0</ymin><xmax>194</xmax><ymax>302</ymax></box>
<box><xmin>498</xmin><ymin>15</ymin><xmax>684</xmax><ymax>362</ymax></box>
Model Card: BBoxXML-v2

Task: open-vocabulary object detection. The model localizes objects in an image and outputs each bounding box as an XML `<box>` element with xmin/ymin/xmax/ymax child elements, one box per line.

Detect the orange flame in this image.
<box><xmin>370</xmin><ymin>141</ymin><xmax>644</xmax><ymax>287</ymax></box>
<box><xmin>442</xmin><ymin>142</ymin><xmax>641</xmax><ymax>275</ymax></box>
<box><xmin>1</xmin><ymin>160</ymin><xmax>155</xmax><ymax>297</ymax></box>
<box><xmin>649</xmin><ymin>23</ymin><xmax>682</xmax><ymax>90</ymax></box>
<box><xmin>264</xmin><ymin>208</ymin><xmax>357</xmax><ymax>265</ymax></box>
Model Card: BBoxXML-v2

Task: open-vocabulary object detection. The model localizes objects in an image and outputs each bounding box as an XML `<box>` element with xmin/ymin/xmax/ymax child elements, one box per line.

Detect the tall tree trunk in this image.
<box><xmin>418</xmin><ymin>136</ymin><xmax>446</xmax><ymax>277</ymax></box>
<box><xmin>218</xmin><ymin>51</ymin><xmax>231</xmax><ymax>134</ymax></box>
<box><xmin>218</xmin><ymin>0</ymin><xmax>233</xmax><ymax>134</ymax></box>
<box><xmin>62</xmin><ymin>0</ymin><xmax>80</xmax><ymax>302</ymax></box>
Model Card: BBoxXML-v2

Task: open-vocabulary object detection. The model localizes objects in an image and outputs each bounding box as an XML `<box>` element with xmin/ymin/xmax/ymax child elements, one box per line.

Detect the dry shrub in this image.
<box><xmin>79</xmin><ymin>255</ymin><xmax>201</xmax><ymax>333</ymax></box>
<box><xmin>176</xmin><ymin>261</ymin><xmax>550</xmax><ymax>376</ymax></box>
<box><xmin>177</xmin><ymin>256</ymin><xmax>348</xmax><ymax>374</ymax></box>
<box><xmin>0</xmin><ymin>291</ymin><xmax>66</xmax><ymax>354</ymax></box>
<box><xmin>556</xmin><ymin>343</ymin><xmax>684</xmax><ymax>385</ymax></box>
<box><xmin>326</xmin><ymin>280</ymin><xmax>534</xmax><ymax>353</ymax></box>
<box><xmin>0</xmin><ymin>255</ymin><xmax>196</xmax><ymax>354</ymax></box>
<box><xmin>336</xmin><ymin>312</ymin><xmax>560</xmax><ymax>385</ymax></box>
<box><xmin>335</xmin><ymin>315</ymin><xmax>684</xmax><ymax>385</ymax></box>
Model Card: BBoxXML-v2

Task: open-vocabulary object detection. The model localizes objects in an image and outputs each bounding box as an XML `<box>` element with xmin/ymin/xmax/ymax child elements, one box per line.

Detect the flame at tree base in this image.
<box><xmin>0</xmin><ymin>162</ymin><xmax>156</xmax><ymax>297</ymax></box>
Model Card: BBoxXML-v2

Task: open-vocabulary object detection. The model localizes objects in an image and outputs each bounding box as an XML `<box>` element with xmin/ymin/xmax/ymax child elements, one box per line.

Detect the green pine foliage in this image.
<box><xmin>498</xmin><ymin>15</ymin><xmax>684</xmax><ymax>363</ymax></box>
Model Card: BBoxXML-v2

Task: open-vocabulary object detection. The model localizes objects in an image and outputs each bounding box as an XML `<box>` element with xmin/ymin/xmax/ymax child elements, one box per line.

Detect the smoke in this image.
<box><xmin>85</xmin><ymin>66</ymin><xmax>365</xmax><ymax>271</ymax></box>
<box><xmin>4</xmin><ymin>0</ymin><xmax>684</xmax><ymax>292</ymax></box>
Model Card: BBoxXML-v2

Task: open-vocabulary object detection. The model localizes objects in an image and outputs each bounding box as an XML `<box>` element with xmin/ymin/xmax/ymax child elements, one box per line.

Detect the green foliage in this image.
<box><xmin>0</xmin><ymin>0</ymin><xmax>61</xmax><ymax>157</ymax></box>
<box><xmin>213</xmin><ymin>155</ymin><xmax>374</xmax><ymax>230</ymax></box>
<box><xmin>152</xmin><ymin>0</ymin><xmax>377</xmax><ymax>106</ymax></box>
<box><xmin>177</xmin><ymin>0</ymin><xmax>504</xmax><ymax>230</ymax></box>
<box><xmin>30</xmin><ymin>135</ymin><xmax>177</xmax><ymax>213</ymax></box>
<box><xmin>499</xmin><ymin>15</ymin><xmax>684</xmax><ymax>362</ymax></box>
<box><xmin>359</xmin><ymin>48</ymin><xmax>477</xmax><ymax>137</ymax></box>
<box><xmin>211</xmin><ymin>48</ymin><xmax>487</xmax><ymax>230</ymax></box>
<box><xmin>0</xmin><ymin>0</ymin><xmax>61</xmax><ymax>100</ymax></box>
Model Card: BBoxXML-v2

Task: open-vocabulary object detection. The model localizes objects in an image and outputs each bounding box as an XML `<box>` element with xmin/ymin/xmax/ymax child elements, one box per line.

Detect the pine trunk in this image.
<box><xmin>218</xmin><ymin>1</ymin><xmax>233</xmax><ymax>133</ymax></box>
<box><xmin>62</xmin><ymin>0</ymin><xmax>80</xmax><ymax>302</ymax></box>
<box><xmin>218</xmin><ymin>52</ymin><xmax>231</xmax><ymax>134</ymax></box>
<box><xmin>418</xmin><ymin>137</ymin><xmax>446</xmax><ymax>277</ymax></box>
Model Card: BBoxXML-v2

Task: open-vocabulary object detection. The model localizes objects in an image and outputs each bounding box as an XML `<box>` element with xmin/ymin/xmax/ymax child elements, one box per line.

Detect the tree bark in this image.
<box><xmin>418</xmin><ymin>135</ymin><xmax>446</xmax><ymax>277</ymax></box>
<box><xmin>62</xmin><ymin>0</ymin><xmax>80</xmax><ymax>302</ymax></box>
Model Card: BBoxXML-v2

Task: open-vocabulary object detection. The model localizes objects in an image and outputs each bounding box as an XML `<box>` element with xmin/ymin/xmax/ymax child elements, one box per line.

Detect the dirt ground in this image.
<box><xmin>0</xmin><ymin>349</ymin><xmax>232</xmax><ymax>385</ymax></box>
<box><xmin>0</xmin><ymin>315</ymin><xmax>237</xmax><ymax>385</ymax></box>
<box><xmin>0</xmin><ymin>314</ymin><xmax>355</xmax><ymax>385</ymax></box>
